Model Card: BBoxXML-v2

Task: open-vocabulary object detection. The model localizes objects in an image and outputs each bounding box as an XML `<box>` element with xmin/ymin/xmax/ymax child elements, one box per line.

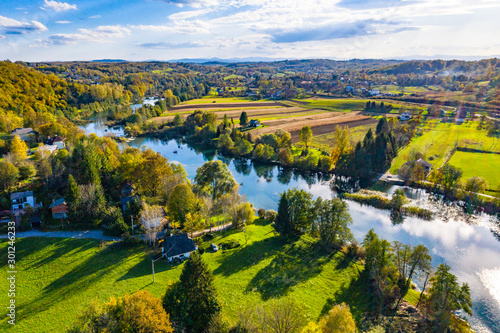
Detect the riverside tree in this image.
<box><xmin>299</xmin><ymin>125</ymin><xmax>313</xmax><ymax>149</ymax></box>
<box><xmin>312</xmin><ymin>197</ymin><xmax>353</xmax><ymax>247</ymax></box>
<box><xmin>194</xmin><ymin>160</ymin><xmax>237</xmax><ymax>202</ymax></box>
<box><xmin>167</xmin><ymin>183</ymin><xmax>197</xmax><ymax>228</ymax></box>
<box><xmin>163</xmin><ymin>252</ymin><xmax>221</xmax><ymax>333</ymax></box>
<box><xmin>275</xmin><ymin>188</ymin><xmax>313</xmax><ymax>235</ymax></box>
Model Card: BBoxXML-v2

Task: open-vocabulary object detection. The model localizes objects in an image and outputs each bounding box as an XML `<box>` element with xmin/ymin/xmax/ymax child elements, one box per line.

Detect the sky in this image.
<box><xmin>1</xmin><ymin>0</ymin><xmax>500</xmax><ymax>62</ymax></box>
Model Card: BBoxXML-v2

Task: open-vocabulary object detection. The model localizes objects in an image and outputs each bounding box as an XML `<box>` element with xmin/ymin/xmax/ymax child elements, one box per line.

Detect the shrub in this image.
<box><xmin>220</xmin><ymin>240</ymin><xmax>240</xmax><ymax>249</ymax></box>
<box><xmin>257</xmin><ymin>208</ymin><xmax>266</xmax><ymax>219</ymax></box>
<box><xmin>265</xmin><ymin>209</ymin><xmax>278</xmax><ymax>223</ymax></box>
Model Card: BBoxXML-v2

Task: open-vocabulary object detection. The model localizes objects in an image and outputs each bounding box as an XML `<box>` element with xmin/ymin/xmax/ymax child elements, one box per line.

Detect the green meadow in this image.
<box><xmin>449</xmin><ymin>151</ymin><xmax>500</xmax><ymax>191</ymax></box>
<box><xmin>0</xmin><ymin>222</ymin><xmax>379</xmax><ymax>333</ymax></box>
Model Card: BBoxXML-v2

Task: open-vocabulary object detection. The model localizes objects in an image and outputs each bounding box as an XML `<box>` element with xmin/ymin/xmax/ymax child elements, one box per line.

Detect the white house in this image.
<box><xmin>400</xmin><ymin>112</ymin><xmax>412</xmax><ymax>121</ymax></box>
<box><xmin>11</xmin><ymin>191</ymin><xmax>36</xmax><ymax>211</ymax></box>
<box><xmin>46</xmin><ymin>135</ymin><xmax>66</xmax><ymax>149</ymax></box>
<box><xmin>368</xmin><ymin>89</ymin><xmax>381</xmax><ymax>96</ymax></box>
<box><xmin>161</xmin><ymin>233</ymin><xmax>197</xmax><ymax>262</ymax></box>
<box><xmin>38</xmin><ymin>144</ymin><xmax>58</xmax><ymax>155</ymax></box>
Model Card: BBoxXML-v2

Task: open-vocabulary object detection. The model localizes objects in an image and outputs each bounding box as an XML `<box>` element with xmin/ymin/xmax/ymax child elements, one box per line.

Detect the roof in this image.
<box><xmin>11</xmin><ymin>191</ymin><xmax>34</xmax><ymax>201</ymax></box>
<box><xmin>49</xmin><ymin>198</ymin><xmax>66</xmax><ymax>209</ymax></box>
<box><xmin>250</xmin><ymin>119</ymin><xmax>259</xmax><ymax>124</ymax></box>
<box><xmin>416</xmin><ymin>158</ymin><xmax>432</xmax><ymax>168</ymax></box>
<box><xmin>120</xmin><ymin>196</ymin><xmax>137</xmax><ymax>206</ymax></box>
<box><xmin>46</xmin><ymin>135</ymin><xmax>66</xmax><ymax>145</ymax></box>
<box><xmin>162</xmin><ymin>233</ymin><xmax>196</xmax><ymax>257</ymax></box>
<box><xmin>12</xmin><ymin>128</ymin><xmax>34</xmax><ymax>135</ymax></box>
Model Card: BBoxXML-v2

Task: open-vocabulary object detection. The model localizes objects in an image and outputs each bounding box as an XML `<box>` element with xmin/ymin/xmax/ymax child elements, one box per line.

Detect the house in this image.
<box><xmin>121</xmin><ymin>180</ymin><xmax>135</xmax><ymax>197</ymax></box>
<box><xmin>415</xmin><ymin>159</ymin><xmax>433</xmax><ymax>173</ymax></box>
<box><xmin>249</xmin><ymin>119</ymin><xmax>261</xmax><ymax>127</ymax></box>
<box><xmin>161</xmin><ymin>233</ymin><xmax>197</xmax><ymax>262</ymax></box>
<box><xmin>46</xmin><ymin>135</ymin><xmax>66</xmax><ymax>149</ymax></box>
<box><xmin>38</xmin><ymin>144</ymin><xmax>58</xmax><ymax>155</ymax></box>
<box><xmin>345</xmin><ymin>85</ymin><xmax>354</xmax><ymax>94</ymax></box>
<box><xmin>49</xmin><ymin>198</ymin><xmax>68</xmax><ymax>219</ymax></box>
<box><xmin>121</xmin><ymin>196</ymin><xmax>139</xmax><ymax>212</ymax></box>
<box><xmin>12</xmin><ymin>128</ymin><xmax>35</xmax><ymax>140</ymax></box>
<box><xmin>368</xmin><ymin>89</ymin><xmax>380</xmax><ymax>96</ymax></box>
<box><xmin>11</xmin><ymin>191</ymin><xmax>36</xmax><ymax>211</ymax></box>
<box><xmin>400</xmin><ymin>112</ymin><xmax>412</xmax><ymax>121</ymax></box>
<box><xmin>0</xmin><ymin>211</ymin><xmax>11</xmax><ymax>224</ymax></box>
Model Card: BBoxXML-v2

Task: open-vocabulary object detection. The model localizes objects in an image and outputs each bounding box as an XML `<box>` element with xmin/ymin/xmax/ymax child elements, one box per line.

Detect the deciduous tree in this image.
<box><xmin>299</xmin><ymin>126</ymin><xmax>313</xmax><ymax>149</ymax></box>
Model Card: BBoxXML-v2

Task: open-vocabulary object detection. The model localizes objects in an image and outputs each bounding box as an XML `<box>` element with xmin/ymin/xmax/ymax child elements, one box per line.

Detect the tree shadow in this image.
<box><xmin>117</xmin><ymin>255</ymin><xmax>182</xmax><ymax>281</ymax></box>
<box><xmin>320</xmin><ymin>267</ymin><xmax>369</xmax><ymax>325</ymax></box>
<box><xmin>15</xmin><ymin>242</ymin><xmax>140</xmax><ymax>323</ymax></box>
<box><xmin>213</xmin><ymin>236</ymin><xmax>287</xmax><ymax>277</ymax></box>
<box><xmin>245</xmin><ymin>239</ymin><xmax>335</xmax><ymax>300</ymax></box>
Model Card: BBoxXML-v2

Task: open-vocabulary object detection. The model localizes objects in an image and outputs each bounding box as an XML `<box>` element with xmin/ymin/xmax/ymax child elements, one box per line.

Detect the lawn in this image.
<box><xmin>448</xmin><ymin>151</ymin><xmax>500</xmax><ymax>191</ymax></box>
<box><xmin>390</xmin><ymin>120</ymin><xmax>499</xmax><ymax>174</ymax></box>
<box><xmin>0</xmin><ymin>222</ymin><xmax>373</xmax><ymax>332</ymax></box>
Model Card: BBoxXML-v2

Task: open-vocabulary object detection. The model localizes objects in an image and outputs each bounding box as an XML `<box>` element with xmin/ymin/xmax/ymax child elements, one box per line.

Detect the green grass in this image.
<box><xmin>390</xmin><ymin>120</ymin><xmax>500</xmax><ymax>174</ymax></box>
<box><xmin>448</xmin><ymin>151</ymin><xmax>500</xmax><ymax>191</ymax></box>
<box><xmin>293</xmin><ymin>98</ymin><xmax>369</xmax><ymax>112</ymax></box>
<box><xmin>372</xmin><ymin>85</ymin><xmax>437</xmax><ymax>95</ymax></box>
<box><xmin>0</xmin><ymin>223</ymin><xmax>371</xmax><ymax>332</ymax></box>
<box><xmin>151</xmin><ymin>68</ymin><xmax>173</xmax><ymax>74</ymax></box>
<box><xmin>180</xmin><ymin>97</ymin><xmax>266</xmax><ymax>104</ymax></box>
<box><xmin>224</xmin><ymin>74</ymin><xmax>245</xmax><ymax>80</ymax></box>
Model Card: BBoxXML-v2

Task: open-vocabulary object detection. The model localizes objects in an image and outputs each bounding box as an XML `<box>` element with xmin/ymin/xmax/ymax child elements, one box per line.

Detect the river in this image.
<box><xmin>80</xmin><ymin>113</ymin><xmax>500</xmax><ymax>332</ymax></box>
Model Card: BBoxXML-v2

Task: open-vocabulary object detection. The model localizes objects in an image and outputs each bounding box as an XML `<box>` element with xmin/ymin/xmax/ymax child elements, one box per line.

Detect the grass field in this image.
<box><xmin>0</xmin><ymin>222</ymin><xmax>375</xmax><ymax>332</ymax></box>
<box><xmin>180</xmin><ymin>97</ymin><xmax>261</xmax><ymax>104</ymax></box>
<box><xmin>312</xmin><ymin>123</ymin><xmax>378</xmax><ymax>150</ymax></box>
<box><xmin>390</xmin><ymin>120</ymin><xmax>500</xmax><ymax>174</ymax></box>
<box><xmin>224</xmin><ymin>74</ymin><xmax>246</xmax><ymax>80</ymax></box>
<box><xmin>448</xmin><ymin>151</ymin><xmax>500</xmax><ymax>191</ymax></box>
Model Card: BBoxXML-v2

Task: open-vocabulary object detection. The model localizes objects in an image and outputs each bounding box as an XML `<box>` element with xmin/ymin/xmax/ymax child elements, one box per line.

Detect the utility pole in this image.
<box><xmin>131</xmin><ymin>216</ymin><xmax>134</xmax><ymax>236</ymax></box>
<box><xmin>151</xmin><ymin>255</ymin><xmax>162</xmax><ymax>283</ymax></box>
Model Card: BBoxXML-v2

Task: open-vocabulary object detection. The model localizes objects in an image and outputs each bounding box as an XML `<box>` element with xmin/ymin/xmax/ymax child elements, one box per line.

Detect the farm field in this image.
<box><xmin>0</xmin><ymin>222</ymin><xmax>374</xmax><ymax>333</ymax></box>
<box><xmin>180</xmin><ymin>97</ymin><xmax>266</xmax><ymax>104</ymax></box>
<box><xmin>448</xmin><ymin>151</ymin><xmax>500</xmax><ymax>191</ymax></box>
<box><xmin>389</xmin><ymin>120</ymin><xmax>499</xmax><ymax>174</ymax></box>
<box><xmin>311</xmin><ymin>123</ymin><xmax>378</xmax><ymax>150</ymax></box>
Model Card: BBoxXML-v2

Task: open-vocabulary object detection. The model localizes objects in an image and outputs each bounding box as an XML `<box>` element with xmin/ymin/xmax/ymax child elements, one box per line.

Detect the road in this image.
<box><xmin>0</xmin><ymin>229</ymin><xmax>121</xmax><ymax>241</ymax></box>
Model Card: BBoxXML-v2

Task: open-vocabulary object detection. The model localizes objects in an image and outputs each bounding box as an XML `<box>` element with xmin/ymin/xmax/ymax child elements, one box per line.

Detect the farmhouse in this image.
<box><xmin>161</xmin><ymin>233</ymin><xmax>197</xmax><ymax>262</ymax></box>
<box><xmin>49</xmin><ymin>198</ymin><xmax>68</xmax><ymax>219</ymax></box>
<box><xmin>249</xmin><ymin>119</ymin><xmax>261</xmax><ymax>127</ymax></box>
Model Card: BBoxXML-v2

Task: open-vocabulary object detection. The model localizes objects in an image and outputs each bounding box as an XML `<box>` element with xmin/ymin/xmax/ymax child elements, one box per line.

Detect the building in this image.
<box><xmin>400</xmin><ymin>112</ymin><xmax>412</xmax><ymax>121</ymax></box>
<box><xmin>368</xmin><ymin>89</ymin><xmax>380</xmax><ymax>96</ymax></box>
<box><xmin>249</xmin><ymin>119</ymin><xmax>261</xmax><ymax>127</ymax></box>
<box><xmin>49</xmin><ymin>198</ymin><xmax>68</xmax><ymax>219</ymax></box>
<box><xmin>415</xmin><ymin>159</ymin><xmax>433</xmax><ymax>173</ymax></box>
<box><xmin>161</xmin><ymin>233</ymin><xmax>197</xmax><ymax>262</ymax></box>
<box><xmin>345</xmin><ymin>85</ymin><xmax>354</xmax><ymax>94</ymax></box>
<box><xmin>11</xmin><ymin>128</ymin><xmax>35</xmax><ymax>140</ymax></box>
<box><xmin>46</xmin><ymin>135</ymin><xmax>66</xmax><ymax>149</ymax></box>
<box><xmin>121</xmin><ymin>180</ymin><xmax>135</xmax><ymax>197</ymax></box>
<box><xmin>11</xmin><ymin>191</ymin><xmax>36</xmax><ymax>211</ymax></box>
<box><xmin>38</xmin><ymin>144</ymin><xmax>58</xmax><ymax>155</ymax></box>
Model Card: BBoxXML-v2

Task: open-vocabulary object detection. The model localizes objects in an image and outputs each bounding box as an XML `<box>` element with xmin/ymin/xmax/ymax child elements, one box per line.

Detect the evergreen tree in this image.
<box><xmin>163</xmin><ymin>252</ymin><xmax>221</xmax><ymax>333</ymax></box>
<box><xmin>275</xmin><ymin>188</ymin><xmax>313</xmax><ymax>235</ymax></box>
<box><xmin>239</xmin><ymin>111</ymin><xmax>248</xmax><ymax>127</ymax></box>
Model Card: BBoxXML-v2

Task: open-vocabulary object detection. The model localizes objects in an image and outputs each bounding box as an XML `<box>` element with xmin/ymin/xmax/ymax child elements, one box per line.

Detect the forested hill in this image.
<box><xmin>376</xmin><ymin>58</ymin><xmax>500</xmax><ymax>75</ymax></box>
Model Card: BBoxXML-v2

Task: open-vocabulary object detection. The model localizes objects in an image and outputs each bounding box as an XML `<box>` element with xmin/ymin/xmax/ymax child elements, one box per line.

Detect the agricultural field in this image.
<box><xmin>372</xmin><ymin>85</ymin><xmax>439</xmax><ymax>95</ymax></box>
<box><xmin>448</xmin><ymin>151</ymin><xmax>500</xmax><ymax>191</ymax></box>
<box><xmin>311</xmin><ymin>123</ymin><xmax>378</xmax><ymax>150</ymax></box>
<box><xmin>0</xmin><ymin>222</ymin><xmax>372</xmax><ymax>333</ymax></box>
<box><xmin>390</xmin><ymin>120</ymin><xmax>500</xmax><ymax>186</ymax></box>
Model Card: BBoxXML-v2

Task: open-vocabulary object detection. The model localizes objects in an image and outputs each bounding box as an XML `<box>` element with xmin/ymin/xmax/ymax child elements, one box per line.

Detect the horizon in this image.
<box><xmin>1</xmin><ymin>0</ymin><xmax>500</xmax><ymax>62</ymax></box>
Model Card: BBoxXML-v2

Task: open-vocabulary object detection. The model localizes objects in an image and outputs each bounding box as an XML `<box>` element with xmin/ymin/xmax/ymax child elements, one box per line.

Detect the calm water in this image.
<box><xmin>81</xmin><ymin>117</ymin><xmax>500</xmax><ymax>333</ymax></box>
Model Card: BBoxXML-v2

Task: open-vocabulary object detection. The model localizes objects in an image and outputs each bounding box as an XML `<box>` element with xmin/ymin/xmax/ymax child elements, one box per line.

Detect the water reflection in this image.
<box><xmin>81</xmin><ymin>124</ymin><xmax>500</xmax><ymax>333</ymax></box>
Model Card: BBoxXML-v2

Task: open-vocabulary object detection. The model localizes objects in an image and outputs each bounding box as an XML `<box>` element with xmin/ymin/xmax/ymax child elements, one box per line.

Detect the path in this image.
<box><xmin>0</xmin><ymin>229</ymin><xmax>120</xmax><ymax>241</ymax></box>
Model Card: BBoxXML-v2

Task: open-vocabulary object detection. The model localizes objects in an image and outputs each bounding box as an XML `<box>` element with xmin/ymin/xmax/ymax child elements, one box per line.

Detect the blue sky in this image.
<box><xmin>1</xmin><ymin>0</ymin><xmax>500</xmax><ymax>61</ymax></box>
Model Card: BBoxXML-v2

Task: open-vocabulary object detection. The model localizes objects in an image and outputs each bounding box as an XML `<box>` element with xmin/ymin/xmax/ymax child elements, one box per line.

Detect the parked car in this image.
<box><xmin>211</xmin><ymin>243</ymin><xmax>219</xmax><ymax>252</ymax></box>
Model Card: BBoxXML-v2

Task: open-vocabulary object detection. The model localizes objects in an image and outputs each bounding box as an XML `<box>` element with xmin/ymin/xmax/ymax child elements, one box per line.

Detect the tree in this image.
<box><xmin>390</xmin><ymin>189</ymin><xmax>408</xmax><ymax>213</ymax></box>
<box><xmin>183</xmin><ymin>212</ymin><xmax>204</xmax><ymax>237</ymax></box>
<box><xmin>194</xmin><ymin>161</ymin><xmax>237</xmax><ymax>202</ymax></box>
<box><xmin>10</xmin><ymin>135</ymin><xmax>28</xmax><ymax>161</ymax></box>
<box><xmin>464</xmin><ymin>176</ymin><xmax>488</xmax><ymax>194</ymax></box>
<box><xmin>426</xmin><ymin>264</ymin><xmax>473</xmax><ymax>330</ymax></box>
<box><xmin>299</xmin><ymin>126</ymin><xmax>313</xmax><ymax>149</ymax></box>
<box><xmin>312</xmin><ymin>198</ymin><xmax>353</xmax><ymax>247</ymax></box>
<box><xmin>70</xmin><ymin>290</ymin><xmax>173</xmax><ymax>333</ymax></box>
<box><xmin>275</xmin><ymin>188</ymin><xmax>313</xmax><ymax>235</ymax></box>
<box><xmin>233</xmin><ymin>202</ymin><xmax>255</xmax><ymax>227</ymax></box>
<box><xmin>18</xmin><ymin>162</ymin><xmax>36</xmax><ymax>181</ymax></box>
<box><xmin>141</xmin><ymin>204</ymin><xmax>166</xmax><ymax>246</ymax></box>
<box><xmin>278</xmin><ymin>148</ymin><xmax>293</xmax><ymax>165</ymax></box>
<box><xmin>439</xmin><ymin>164</ymin><xmax>463</xmax><ymax>193</ymax></box>
<box><xmin>239</xmin><ymin>111</ymin><xmax>249</xmax><ymax>127</ymax></box>
<box><xmin>137</xmin><ymin>149</ymin><xmax>173</xmax><ymax>196</ymax></box>
<box><xmin>163</xmin><ymin>252</ymin><xmax>221</xmax><ymax>333</ymax></box>
<box><xmin>319</xmin><ymin>303</ymin><xmax>356</xmax><ymax>333</ymax></box>
<box><xmin>168</xmin><ymin>183</ymin><xmax>197</xmax><ymax>228</ymax></box>
<box><xmin>330</xmin><ymin>126</ymin><xmax>351</xmax><ymax>168</ymax></box>
<box><xmin>260</xmin><ymin>299</ymin><xmax>306</xmax><ymax>333</ymax></box>
<box><xmin>0</xmin><ymin>161</ymin><xmax>19</xmax><ymax>191</ymax></box>
<box><xmin>218</xmin><ymin>133</ymin><xmax>234</xmax><ymax>153</ymax></box>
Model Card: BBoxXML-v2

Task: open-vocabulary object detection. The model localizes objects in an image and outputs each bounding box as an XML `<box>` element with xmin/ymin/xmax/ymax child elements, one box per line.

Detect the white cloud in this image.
<box><xmin>132</xmin><ymin>20</ymin><xmax>210</xmax><ymax>34</ymax></box>
<box><xmin>0</xmin><ymin>35</ymin><xmax>5</xmax><ymax>39</ymax></box>
<box><xmin>42</xmin><ymin>0</ymin><xmax>77</xmax><ymax>12</ymax></box>
<box><xmin>33</xmin><ymin>25</ymin><xmax>131</xmax><ymax>46</ymax></box>
<box><xmin>0</xmin><ymin>15</ymin><xmax>48</xmax><ymax>35</ymax></box>
<box><xmin>168</xmin><ymin>8</ymin><xmax>213</xmax><ymax>20</ymax></box>
<box><xmin>89</xmin><ymin>15</ymin><xmax>101</xmax><ymax>19</ymax></box>
<box><xmin>55</xmin><ymin>21</ymin><xmax>72</xmax><ymax>24</ymax></box>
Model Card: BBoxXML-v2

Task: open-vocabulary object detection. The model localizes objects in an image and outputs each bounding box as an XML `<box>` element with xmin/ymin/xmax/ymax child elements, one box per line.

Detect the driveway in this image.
<box><xmin>0</xmin><ymin>229</ymin><xmax>120</xmax><ymax>241</ymax></box>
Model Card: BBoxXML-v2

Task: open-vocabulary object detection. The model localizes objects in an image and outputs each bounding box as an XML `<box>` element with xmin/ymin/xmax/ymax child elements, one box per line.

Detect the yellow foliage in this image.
<box><xmin>10</xmin><ymin>135</ymin><xmax>28</xmax><ymax>161</ymax></box>
<box><xmin>319</xmin><ymin>303</ymin><xmax>356</xmax><ymax>333</ymax></box>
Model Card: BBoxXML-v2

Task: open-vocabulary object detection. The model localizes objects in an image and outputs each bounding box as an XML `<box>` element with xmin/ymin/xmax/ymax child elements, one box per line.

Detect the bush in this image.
<box><xmin>265</xmin><ymin>209</ymin><xmax>278</xmax><ymax>223</ymax></box>
<box><xmin>257</xmin><ymin>208</ymin><xmax>266</xmax><ymax>219</ymax></box>
<box><xmin>198</xmin><ymin>247</ymin><xmax>206</xmax><ymax>255</ymax></box>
